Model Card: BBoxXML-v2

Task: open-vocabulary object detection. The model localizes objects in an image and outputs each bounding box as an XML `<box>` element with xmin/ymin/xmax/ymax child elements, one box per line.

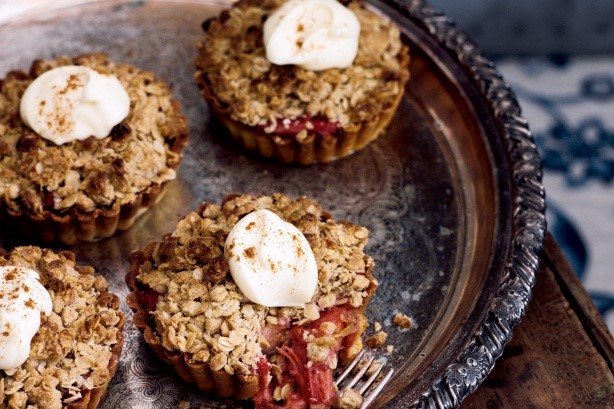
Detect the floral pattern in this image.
<box><xmin>492</xmin><ymin>278</ymin><xmax>531</xmax><ymax>324</ymax></box>
<box><xmin>445</xmin><ymin>346</ymin><xmax>490</xmax><ymax>391</ymax></box>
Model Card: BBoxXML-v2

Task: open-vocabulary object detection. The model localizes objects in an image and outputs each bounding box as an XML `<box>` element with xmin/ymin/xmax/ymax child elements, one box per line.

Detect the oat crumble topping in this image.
<box><xmin>133</xmin><ymin>193</ymin><xmax>376</xmax><ymax>376</ymax></box>
<box><xmin>195</xmin><ymin>0</ymin><xmax>409</xmax><ymax>130</ymax></box>
<box><xmin>0</xmin><ymin>246</ymin><xmax>123</xmax><ymax>409</ymax></box>
<box><xmin>0</xmin><ymin>53</ymin><xmax>187</xmax><ymax>217</ymax></box>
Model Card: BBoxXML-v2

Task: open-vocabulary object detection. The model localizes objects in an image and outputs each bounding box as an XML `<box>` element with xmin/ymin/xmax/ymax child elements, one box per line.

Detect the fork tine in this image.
<box><xmin>358</xmin><ymin>359</ymin><xmax>385</xmax><ymax>395</ymax></box>
<box><xmin>360</xmin><ymin>368</ymin><xmax>394</xmax><ymax>409</ymax></box>
<box><xmin>343</xmin><ymin>355</ymin><xmax>376</xmax><ymax>390</ymax></box>
<box><xmin>335</xmin><ymin>350</ymin><xmax>393</xmax><ymax>409</ymax></box>
<box><xmin>334</xmin><ymin>349</ymin><xmax>366</xmax><ymax>386</ymax></box>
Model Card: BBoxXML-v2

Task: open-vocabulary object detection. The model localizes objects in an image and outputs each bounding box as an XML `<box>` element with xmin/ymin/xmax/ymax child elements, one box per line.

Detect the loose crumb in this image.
<box><xmin>374</xmin><ymin>321</ymin><xmax>382</xmax><ymax>332</ymax></box>
<box><xmin>366</xmin><ymin>330</ymin><xmax>388</xmax><ymax>348</ymax></box>
<box><xmin>366</xmin><ymin>361</ymin><xmax>382</xmax><ymax>376</ymax></box>
<box><xmin>393</xmin><ymin>312</ymin><xmax>412</xmax><ymax>329</ymax></box>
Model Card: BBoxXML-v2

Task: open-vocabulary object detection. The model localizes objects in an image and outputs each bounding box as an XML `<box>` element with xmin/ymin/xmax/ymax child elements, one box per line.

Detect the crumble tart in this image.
<box><xmin>0</xmin><ymin>53</ymin><xmax>189</xmax><ymax>244</ymax></box>
<box><xmin>126</xmin><ymin>193</ymin><xmax>378</xmax><ymax>408</ymax></box>
<box><xmin>194</xmin><ymin>0</ymin><xmax>410</xmax><ymax>165</ymax></box>
<box><xmin>0</xmin><ymin>246</ymin><xmax>125</xmax><ymax>409</ymax></box>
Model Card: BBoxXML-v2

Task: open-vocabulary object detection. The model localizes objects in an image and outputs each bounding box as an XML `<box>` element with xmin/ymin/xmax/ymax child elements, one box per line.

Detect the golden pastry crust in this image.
<box><xmin>194</xmin><ymin>0</ymin><xmax>410</xmax><ymax>164</ymax></box>
<box><xmin>126</xmin><ymin>193</ymin><xmax>377</xmax><ymax>403</ymax></box>
<box><xmin>0</xmin><ymin>246</ymin><xmax>125</xmax><ymax>409</ymax></box>
<box><xmin>0</xmin><ymin>53</ymin><xmax>189</xmax><ymax>244</ymax></box>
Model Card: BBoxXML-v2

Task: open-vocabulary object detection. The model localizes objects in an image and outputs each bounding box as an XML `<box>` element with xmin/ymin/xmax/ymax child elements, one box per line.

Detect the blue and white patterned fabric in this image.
<box><xmin>497</xmin><ymin>57</ymin><xmax>614</xmax><ymax>332</ymax></box>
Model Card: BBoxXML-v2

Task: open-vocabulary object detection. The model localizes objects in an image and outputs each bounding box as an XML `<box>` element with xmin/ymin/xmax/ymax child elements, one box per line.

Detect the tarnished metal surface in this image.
<box><xmin>0</xmin><ymin>1</ymin><xmax>545</xmax><ymax>407</ymax></box>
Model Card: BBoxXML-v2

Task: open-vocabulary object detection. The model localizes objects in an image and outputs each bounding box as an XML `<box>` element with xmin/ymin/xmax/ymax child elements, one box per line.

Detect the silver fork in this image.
<box><xmin>334</xmin><ymin>349</ymin><xmax>395</xmax><ymax>408</ymax></box>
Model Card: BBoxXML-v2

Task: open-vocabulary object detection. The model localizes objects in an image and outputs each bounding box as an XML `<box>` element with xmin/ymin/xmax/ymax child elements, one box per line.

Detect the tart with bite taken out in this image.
<box><xmin>0</xmin><ymin>246</ymin><xmax>124</xmax><ymax>409</ymax></box>
<box><xmin>126</xmin><ymin>193</ymin><xmax>378</xmax><ymax>408</ymax></box>
<box><xmin>0</xmin><ymin>53</ymin><xmax>188</xmax><ymax>244</ymax></box>
<box><xmin>194</xmin><ymin>0</ymin><xmax>410</xmax><ymax>164</ymax></box>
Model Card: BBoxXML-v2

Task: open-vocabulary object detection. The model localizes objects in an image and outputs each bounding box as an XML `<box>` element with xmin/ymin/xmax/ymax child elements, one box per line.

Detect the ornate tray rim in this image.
<box><xmin>388</xmin><ymin>0</ymin><xmax>547</xmax><ymax>407</ymax></box>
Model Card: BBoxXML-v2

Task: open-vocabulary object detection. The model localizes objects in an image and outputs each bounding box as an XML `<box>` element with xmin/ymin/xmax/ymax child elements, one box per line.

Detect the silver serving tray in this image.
<box><xmin>0</xmin><ymin>1</ymin><xmax>546</xmax><ymax>408</ymax></box>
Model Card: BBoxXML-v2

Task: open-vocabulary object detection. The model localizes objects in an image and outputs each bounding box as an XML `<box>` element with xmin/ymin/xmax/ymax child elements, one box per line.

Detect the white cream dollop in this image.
<box><xmin>224</xmin><ymin>209</ymin><xmax>318</xmax><ymax>307</ymax></box>
<box><xmin>19</xmin><ymin>65</ymin><xmax>130</xmax><ymax>145</ymax></box>
<box><xmin>0</xmin><ymin>266</ymin><xmax>52</xmax><ymax>370</ymax></box>
<box><xmin>263</xmin><ymin>0</ymin><xmax>361</xmax><ymax>71</ymax></box>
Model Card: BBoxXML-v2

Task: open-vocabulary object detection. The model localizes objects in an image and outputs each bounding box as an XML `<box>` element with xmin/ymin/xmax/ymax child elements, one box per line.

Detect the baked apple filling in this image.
<box><xmin>254</xmin><ymin>306</ymin><xmax>365</xmax><ymax>408</ymax></box>
<box><xmin>262</xmin><ymin>116</ymin><xmax>341</xmax><ymax>138</ymax></box>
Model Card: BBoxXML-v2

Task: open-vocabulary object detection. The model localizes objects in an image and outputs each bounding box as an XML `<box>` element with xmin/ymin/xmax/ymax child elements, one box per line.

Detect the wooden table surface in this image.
<box><xmin>461</xmin><ymin>234</ymin><xmax>614</xmax><ymax>408</ymax></box>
